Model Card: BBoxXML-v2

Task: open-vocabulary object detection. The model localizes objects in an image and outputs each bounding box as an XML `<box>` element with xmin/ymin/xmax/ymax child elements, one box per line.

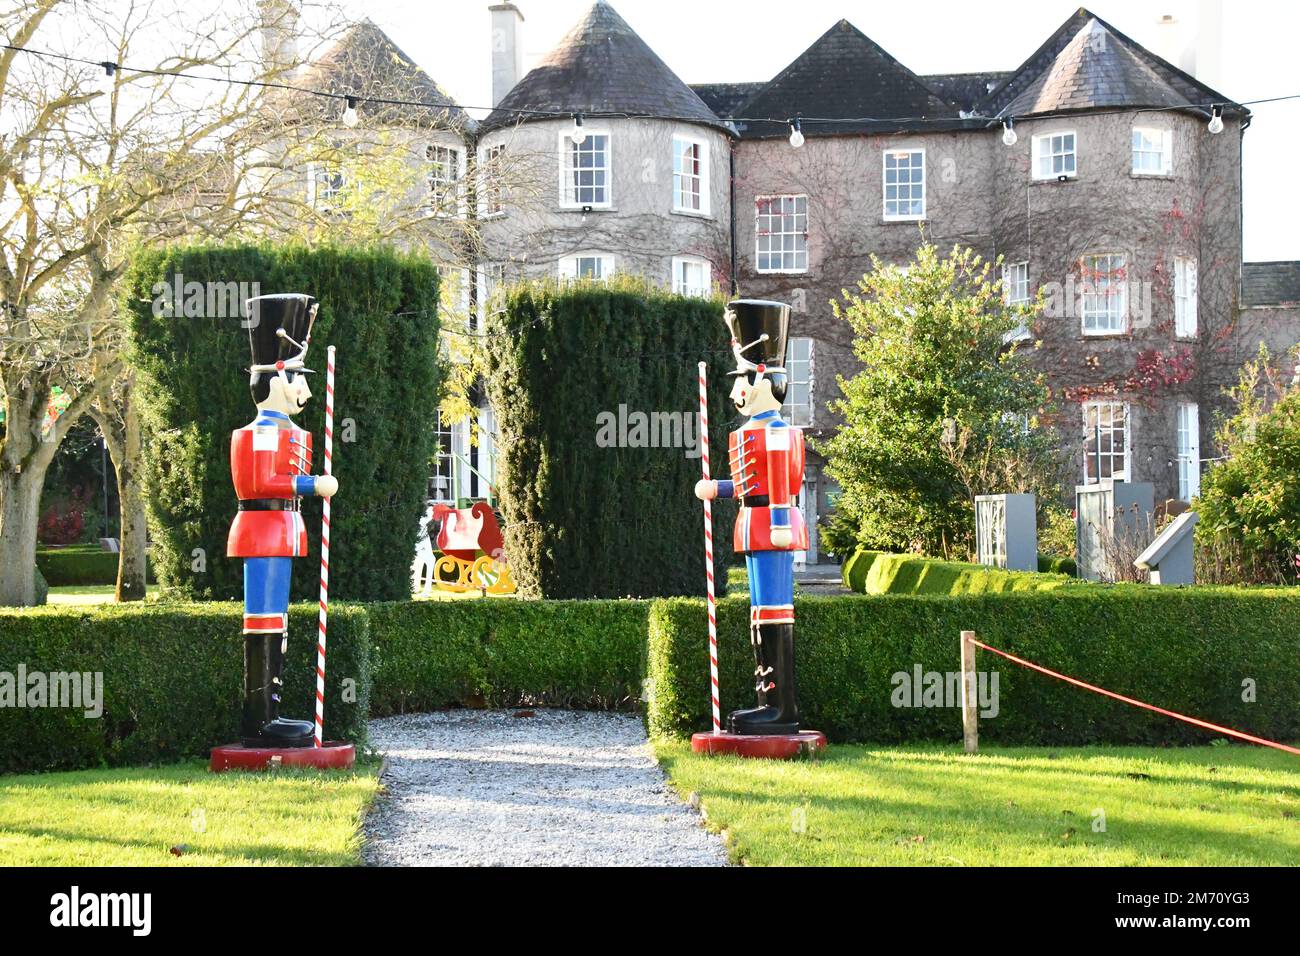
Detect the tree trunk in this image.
<box><xmin>114</xmin><ymin>387</ymin><xmax>148</xmax><ymax>601</ymax></box>
<box><xmin>0</xmin><ymin>465</ymin><xmax>47</xmax><ymax>607</ymax></box>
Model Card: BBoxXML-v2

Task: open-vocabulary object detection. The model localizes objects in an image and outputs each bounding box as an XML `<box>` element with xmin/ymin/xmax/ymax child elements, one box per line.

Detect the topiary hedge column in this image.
<box><xmin>124</xmin><ymin>243</ymin><xmax>441</xmax><ymax>601</ymax></box>
<box><xmin>485</xmin><ymin>278</ymin><xmax>737</xmax><ymax>598</ymax></box>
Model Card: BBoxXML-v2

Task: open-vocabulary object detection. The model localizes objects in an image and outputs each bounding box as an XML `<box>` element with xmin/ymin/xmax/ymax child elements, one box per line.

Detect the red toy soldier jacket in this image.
<box><xmin>227</xmin><ymin>409</ymin><xmax>314</xmax><ymax>558</ymax></box>
<box><xmin>727</xmin><ymin>413</ymin><xmax>808</xmax><ymax>553</ymax></box>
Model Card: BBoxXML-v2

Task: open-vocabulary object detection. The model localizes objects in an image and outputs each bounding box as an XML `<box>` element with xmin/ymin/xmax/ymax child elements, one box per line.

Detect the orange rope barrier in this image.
<box><xmin>969</xmin><ymin>637</ymin><xmax>1300</xmax><ymax>756</ymax></box>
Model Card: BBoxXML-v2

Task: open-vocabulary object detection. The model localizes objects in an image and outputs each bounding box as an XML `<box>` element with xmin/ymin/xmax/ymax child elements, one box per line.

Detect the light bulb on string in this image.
<box><xmin>342</xmin><ymin>95</ymin><xmax>359</xmax><ymax>128</ymax></box>
<box><xmin>1207</xmin><ymin>105</ymin><xmax>1224</xmax><ymax>135</ymax></box>
<box><xmin>1001</xmin><ymin>118</ymin><xmax>1017</xmax><ymax>146</ymax></box>
<box><xmin>98</xmin><ymin>61</ymin><xmax>117</xmax><ymax>94</ymax></box>
<box><xmin>788</xmin><ymin>116</ymin><xmax>804</xmax><ymax>148</ymax></box>
<box><xmin>571</xmin><ymin>113</ymin><xmax>587</xmax><ymax>145</ymax></box>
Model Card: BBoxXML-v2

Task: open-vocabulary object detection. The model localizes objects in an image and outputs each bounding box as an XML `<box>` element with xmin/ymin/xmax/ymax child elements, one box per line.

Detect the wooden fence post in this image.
<box><xmin>960</xmin><ymin>630</ymin><xmax>978</xmax><ymax>754</ymax></box>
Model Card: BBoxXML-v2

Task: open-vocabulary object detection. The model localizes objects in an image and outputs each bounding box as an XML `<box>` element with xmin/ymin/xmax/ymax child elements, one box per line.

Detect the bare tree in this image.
<box><xmin>0</xmin><ymin>0</ymin><xmax>354</xmax><ymax>605</ymax></box>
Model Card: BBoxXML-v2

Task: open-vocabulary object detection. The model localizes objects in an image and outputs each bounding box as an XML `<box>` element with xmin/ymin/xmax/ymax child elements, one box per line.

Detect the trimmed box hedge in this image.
<box><xmin>36</xmin><ymin>547</ymin><xmax>154</xmax><ymax>587</ymax></box>
<box><xmin>843</xmin><ymin>549</ymin><xmax>1078</xmax><ymax>595</ymax></box>
<box><xmin>647</xmin><ymin>589</ymin><xmax>1300</xmax><ymax>746</ymax></box>
<box><xmin>369</xmin><ymin>598</ymin><xmax>648</xmax><ymax>714</ymax></box>
<box><xmin>0</xmin><ymin>602</ymin><xmax>369</xmax><ymax>774</ymax></box>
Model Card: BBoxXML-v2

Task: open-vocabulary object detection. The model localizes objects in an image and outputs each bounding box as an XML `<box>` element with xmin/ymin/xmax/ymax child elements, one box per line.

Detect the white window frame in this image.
<box><xmin>437</xmin><ymin>265</ymin><xmax>472</xmax><ymax>331</ymax></box>
<box><xmin>1176</xmin><ymin>402</ymin><xmax>1201</xmax><ymax>501</ymax></box>
<box><xmin>1031</xmin><ymin>130</ymin><xmax>1077</xmax><ymax>180</ymax></box>
<box><xmin>1080</xmin><ymin>253</ymin><xmax>1128</xmax><ymax>335</ymax></box>
<box><xmin>475</xmin><ymin>262</ymin><xmax>506</xmax><ymax>327</ymax></box>
<box><xmin>1132</xmin><ymin>127</ymin><xmax>1172</xmax><ymax>176</ymax></box>
<box><xmin>671</xmin><ymin>255</ymin><xmax>711</xmax><ymax>298</ymax></box>
<box><xmin>672</xmin><ymin>134</ymin><xmax>710</xmax><ymax>216</ymax></box>
<box><xmin>755</xmin><ymin>194</ymin><xmax>808</xmax><ymax>274</ymax></box>
<box><xmin>1174</xmin><ymin>256</ymin><xmax>1198</xmax><ymax>339</ymax></box>
<box><xmin>426</xmin><ymin>144</ymin><xmax>463</xmax><ymax>217</ymax></box>
<box><xmin>308</xmin><ymin>160</ymin><xmax>346</xmax><ymax>208</ymax></box>
<box><xmin>558</xmin><ymin>129</ymin><xmax>612</xmax><ymax>209</ymax></box>
<box><xmin>430</xmin><ymin>410</ymin><xmax>457</xmax><ymax>504</ymax></box>
<box><xmin>480</xmin><ymin>143</ymin><xmax>507</xmax><ymax>216</ymax></box>
<box><xmin>1003</xmin><ymin>261</ymin><xmax>1031</xmax><ymax>341</ymax></box>
<box><xmin>1082</xmin><ymin>400</ymin><xmax>1130</xmax><ymax>484</ymax></box>
<box><xmin>782</xmin><ymin>337</ymin><xmax>814</xmax><ymax>426</ymax></box>
<box><xmin>882</xmin><ymin>148</ymin><xmax>926</xmax><ymax>220</ymax></box>
<box><xmin>558</xmin><ymin>253</ymin><xmax>615</xmax><ymax>281</ymax></box>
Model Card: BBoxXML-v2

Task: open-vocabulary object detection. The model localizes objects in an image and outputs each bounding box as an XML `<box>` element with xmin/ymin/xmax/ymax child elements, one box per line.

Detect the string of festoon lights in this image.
<box><xmin>6</xmin><ymin>41</ymin><xmax>1300</xmax><ymax>147</ymax></box>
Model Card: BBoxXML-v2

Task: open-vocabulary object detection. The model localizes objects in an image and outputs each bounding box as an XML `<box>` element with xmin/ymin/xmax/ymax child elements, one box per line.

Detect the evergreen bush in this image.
<box><xmin>124</xmin><ymin>243</ymin><xmax>441</xmax><ymax>601</ymax></box>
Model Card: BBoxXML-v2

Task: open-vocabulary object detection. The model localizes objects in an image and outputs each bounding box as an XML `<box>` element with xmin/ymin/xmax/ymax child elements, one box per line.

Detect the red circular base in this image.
<box><xmin>690</xmin><ymin>730</ymin><xmax>827</xmax><ymax>759</ymax></box>
<box><xmin>209</xmin><ymin>741</ymin><xmax>356</xmax><ymax>772</ymax></box>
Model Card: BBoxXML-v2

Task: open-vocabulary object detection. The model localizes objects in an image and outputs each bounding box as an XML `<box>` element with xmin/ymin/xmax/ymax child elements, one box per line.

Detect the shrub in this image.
<box><xmin>1037</xmin><ymin>504</ymin><xmax>1077</xmax><ymax>561</ymax></box>
<box><xmin>483</xmin><ymin>278</ymin><xmax>737</xmax><ymax>598</ymax></box>
<box><xmin>1037</xmin><ymin>553</ymin><xmax>1078</xmax><ymax>576</ymax></box>
<box><xmin>820</xmin><ymin>242</ymin><xmax>1057</xmax><ymax>558</ymax></box>
<box><xmin>0</xmin><ymin>602</ymin><xmax>369</xmax><ymax>774</ymax></box>
<box><xmin>1198</xmin><ymin>386</ymin><xmax>1300</xmax><ymax>585</ymax></box>
<box><xmin>646</xmin><ymin>589</ymin><xmax>1300</xmax><ymax>745</ymax></box>
<box><xmin>843</xmin><ymin>550</ymin><xmax>1077</xmax><ymax>595</ymax></box>
<box><xmin>369</xmin><ymin>598</ymin><xmax>648</xmax><ymax>714</ymax></box>
<box><xmin>124</xmin><ymin>243</ymin><xmax>442</xmax><ymax>602</ymax></box>
<box><xmin>36</xmin><ymin>547</ymin><xmax>150</xmax><ymax>587</ymax></box>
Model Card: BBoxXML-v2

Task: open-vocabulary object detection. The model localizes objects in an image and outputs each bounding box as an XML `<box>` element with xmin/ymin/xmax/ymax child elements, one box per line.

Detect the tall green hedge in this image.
<box><xmin>484</xmin><ymin>279</ymin><xmax>736</xmax><ymax>598</ymax></box>
<box><xmin>368</xmin><ymin>598</ymin><xmax>648</xmax><ymax>714</ymax></box>
<box><xmin>843</xmin><ymin>549</ymin><xmax>1079</xmax><ymax>595</ymax></box>
<box><xmin>647</xmin><ymin>589</ymin><xmax>1300</xmax><ymax>745</ymax></box>
<box><xmin>124</xmin><ymin>243</ymin><xmax>441</xmax><ymax>601</ymax></box>
<box><xmin>0</xmin><ymin>602</ymin><xmax>370</xmax><ymax>774</ymax></box>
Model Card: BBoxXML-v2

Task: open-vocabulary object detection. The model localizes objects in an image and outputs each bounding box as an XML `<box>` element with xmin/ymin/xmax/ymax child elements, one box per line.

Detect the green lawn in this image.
<box><xmin>656</xmin><ymin>741</ymin><xmax>1300</xmax><ymax>866</ymax></box>
<box><xmin>0</xmin><ymin>759</ymin><xmax>381</xmax><ymax>866</ymax></box>
<box><xmin>46</xmin><ymin>584</ymin><xmax>157</xmax><ymax>605</ymax></box>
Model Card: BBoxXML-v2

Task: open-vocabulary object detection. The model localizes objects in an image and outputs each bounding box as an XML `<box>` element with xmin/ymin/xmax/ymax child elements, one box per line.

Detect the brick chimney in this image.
<box><xmin>489</xmin><ymin>3</ymin><xmax>524</xmax><ymax>107</ymax></box>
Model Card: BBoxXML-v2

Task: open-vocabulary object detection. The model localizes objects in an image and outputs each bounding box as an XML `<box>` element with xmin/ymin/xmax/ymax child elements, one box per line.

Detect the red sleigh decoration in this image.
<box><xmin>428</xmin><ymin>502</ymin><xmax>515</xmax><ymax>594</ymax></box>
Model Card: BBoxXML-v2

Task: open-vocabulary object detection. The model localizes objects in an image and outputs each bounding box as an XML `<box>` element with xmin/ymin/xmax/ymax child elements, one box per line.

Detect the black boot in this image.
<box><xmin>728</xmin><ymin>623</ymin><xmax>800</xmax><ymax>735</ymax></box>
<box><xmin>241</xmin><ymin>631</ymin><xmax>314</xmax><ymax>748</ymax></box>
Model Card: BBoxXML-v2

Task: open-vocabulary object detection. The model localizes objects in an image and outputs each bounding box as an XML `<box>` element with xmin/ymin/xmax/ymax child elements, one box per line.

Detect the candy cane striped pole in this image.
<box><xmin>314</xmin><ymin>345</ymin><xmax>335</xmax><ymax>748</ymax></box>
<box><xmin>698</xmin><ymin>362</ymin><xmax>722</xmax><ymax>735</ymax></box>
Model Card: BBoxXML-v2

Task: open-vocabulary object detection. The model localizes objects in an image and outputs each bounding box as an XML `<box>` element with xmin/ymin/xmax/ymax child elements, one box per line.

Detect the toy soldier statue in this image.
<box><xmin>695</xmin><ymin>300</ymin><xmax>808</xmax><ymax>735</ymax></box>
<box><xmin>227</xmin><ymin>293</ymin><xmax>338</xmax><ymax>748</ymax></box>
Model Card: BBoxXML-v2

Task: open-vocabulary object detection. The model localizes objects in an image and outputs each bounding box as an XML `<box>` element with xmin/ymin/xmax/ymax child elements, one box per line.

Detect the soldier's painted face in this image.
<box><xmin>730</xmin><ymin>375</ymin><xmax>781</xmax><ymax>417</ymax></box>
<box><xmin>259</xmin><ymin>371</ymin><xmax>312</xmax><ymax>417</ymax></box>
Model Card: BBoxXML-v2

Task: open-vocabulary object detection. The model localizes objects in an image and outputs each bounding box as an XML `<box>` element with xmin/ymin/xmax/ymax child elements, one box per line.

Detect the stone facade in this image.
<box><xmin>269</xmin><ymin>3</ymin><xmax>1300</xmax><ymax>561</ymax></box>
<box><xmin>477</xmin><ymin>117</ymin><xmax>731</xmax><ymax>290</ymax></box>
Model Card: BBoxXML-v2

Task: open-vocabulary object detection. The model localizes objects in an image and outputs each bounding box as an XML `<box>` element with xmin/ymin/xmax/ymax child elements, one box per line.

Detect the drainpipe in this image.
<box><xmin>729</xmin><ymin>140</ymin><xmax>739</xmax><ymax>296</ymax></box>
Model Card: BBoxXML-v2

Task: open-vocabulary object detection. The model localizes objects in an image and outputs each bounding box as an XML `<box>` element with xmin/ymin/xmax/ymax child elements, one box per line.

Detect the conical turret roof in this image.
<box><xmin>480</xmin><ymin>1</ymin><xmax>729</xmax><ymax>134</ymax></box>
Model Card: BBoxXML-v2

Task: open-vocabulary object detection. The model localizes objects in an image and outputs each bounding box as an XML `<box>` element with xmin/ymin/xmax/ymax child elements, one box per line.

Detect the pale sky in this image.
<box><xmin>356</xmin><ymin>0</ymin><xmax>1300</xmax><ymax>262</ymax></box>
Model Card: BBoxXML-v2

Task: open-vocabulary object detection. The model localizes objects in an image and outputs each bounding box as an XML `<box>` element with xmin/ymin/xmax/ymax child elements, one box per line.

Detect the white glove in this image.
<box><xmin>770</xmin><ymin>527</ymin><xmax>792</xmax><ymax>548</ymax></box>
<box><xmin>315</xmin><ymin>475</ymin><xmax>338</xmax><ymax>498</ymax></box>
<box><xmin>694</xmin><ymin>479</ymin><xmax>716</xmax><ymax>500</ymax></box>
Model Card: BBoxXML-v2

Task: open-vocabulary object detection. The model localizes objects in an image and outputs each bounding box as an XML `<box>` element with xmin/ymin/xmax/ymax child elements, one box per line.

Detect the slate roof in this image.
<box><xmin>1241</xmin><ymin>262</ymin><xmax>1300</xmax><ymax>308</ymax></box>
<box><xmin>691</xmin><ymin>82</ymin><xmax>765</xmax><ymax>119</ymax></box>
<box><xmin>733</xmin><ymin>19</ymin><xmax>963</xmax><ymax>138</ymax></box>
<box><xmin>921</xmin><ymin>72</ymin><xmax>1013</xmax><ymax>112</ymax></box>
<box><xmin>480</xmin><ymin>1</ymin><xmax>731</xmax><ymax>135</ymax></box>
<box><xmin>267</xmin><ymin>20</ymin><xmax>470</xmax><ymax>130</ymax></box>
<box><xmin>983</xmin><ymin>8</ymin><xmax>1244</xmax><ymax>121</ymax></box>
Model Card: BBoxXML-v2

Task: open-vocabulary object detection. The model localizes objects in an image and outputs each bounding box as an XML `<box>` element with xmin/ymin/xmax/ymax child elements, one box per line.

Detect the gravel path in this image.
<box><xmin>363</xmin><ymin>710</ymin><xmax>728</xmax><ymax>867</ymax></box>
